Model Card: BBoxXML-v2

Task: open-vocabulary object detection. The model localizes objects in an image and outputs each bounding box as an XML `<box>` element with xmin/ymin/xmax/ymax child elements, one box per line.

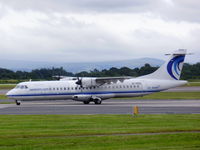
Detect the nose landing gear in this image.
<box><xmin>15</xmin><ymin>100</ymin><xmax>21</xmax><ymax>105</ymax></box>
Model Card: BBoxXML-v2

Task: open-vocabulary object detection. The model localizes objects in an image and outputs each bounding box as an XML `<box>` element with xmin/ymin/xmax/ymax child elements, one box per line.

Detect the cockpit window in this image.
<box><xmin>15</xmin><ymin>85</ymin><xmax>28</xmax><ymax>89</ymax></box>
<box><xmin>15</xmin><ymin>85</ymin><xmax>20</xmax><ymax>89</ymax></box>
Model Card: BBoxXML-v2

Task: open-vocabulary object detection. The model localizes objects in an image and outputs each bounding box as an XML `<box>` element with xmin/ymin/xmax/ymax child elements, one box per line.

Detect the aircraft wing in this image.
<box><xmin>95</xmin><ymin>76</ymin><xmax>132</xmax><ymax>85</ymax></box>
<box><xmin>75</xmin><ymin>76</ymin><xmax>133</xmax><ymax>87</ymax></box>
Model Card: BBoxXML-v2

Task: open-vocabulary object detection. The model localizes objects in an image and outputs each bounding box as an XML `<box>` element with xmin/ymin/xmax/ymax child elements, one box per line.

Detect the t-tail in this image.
<box><xmin>139</xmin><ymin>49</ymin><xmax>187</xmax><ymax>80</ymax></box>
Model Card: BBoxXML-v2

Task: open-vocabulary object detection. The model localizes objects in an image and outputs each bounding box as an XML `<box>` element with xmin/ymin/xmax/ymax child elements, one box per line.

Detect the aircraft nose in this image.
<box><xmin>6</xmin><ymin>90</ymin><xmax>14</xmax><ymax>98</ymax></box>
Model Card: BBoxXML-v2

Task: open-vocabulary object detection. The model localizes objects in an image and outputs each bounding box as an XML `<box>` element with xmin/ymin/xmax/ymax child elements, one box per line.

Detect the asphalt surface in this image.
<box><xmin>1</xmin><ymin>86</ymin><xmax>199</xmax><ymax>115</ymax></box>
<box><xmin>0</xmin><ymin>89</ymin><xmax>9</xmax><ymax>94</ymax></box>
<box><xmin>0</xmin><ymin>99</ymin><xmax>200</xmax><ymax>114</ymax></box>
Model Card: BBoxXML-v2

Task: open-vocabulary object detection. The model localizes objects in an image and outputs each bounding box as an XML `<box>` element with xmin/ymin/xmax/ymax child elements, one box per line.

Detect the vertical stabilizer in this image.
<box><xmin>139</xmin><ymin>49</ymin><xmax>187</xmax><ymax>80</ymax></box>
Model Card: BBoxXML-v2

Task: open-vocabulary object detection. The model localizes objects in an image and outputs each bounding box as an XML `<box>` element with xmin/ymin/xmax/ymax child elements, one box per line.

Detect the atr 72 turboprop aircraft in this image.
<box><xmin>7</xmin><ymin>49</ymin><xmax>188</xmax><ymax>105</ymax></box>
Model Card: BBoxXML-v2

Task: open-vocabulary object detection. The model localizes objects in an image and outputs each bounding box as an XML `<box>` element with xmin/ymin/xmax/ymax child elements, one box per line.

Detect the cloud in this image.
<box><xmin>151</xmin><ymin>0</ymin><xmax>200</xmax><ymax>23</ymax></box>
<box><xmin>0</xmin><ymin>0</ymin><xmax>199</xmax><ymax>64</ymax></box>
<box><xmin>0</xmin><ymin>0</ymin><xmax>154</xmax><ymax>13</ymax></box>
<box><xmin>2</xmin><ymin>0</ymin><xmax>200</xmax><ymax>22</ymax></box>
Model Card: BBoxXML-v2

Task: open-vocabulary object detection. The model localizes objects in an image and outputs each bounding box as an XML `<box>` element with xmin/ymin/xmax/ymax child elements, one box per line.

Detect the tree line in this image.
<box><xmin>0</xmin><ymin>63</ymin><xmax>199</xmax><ymax>80</ymax></box>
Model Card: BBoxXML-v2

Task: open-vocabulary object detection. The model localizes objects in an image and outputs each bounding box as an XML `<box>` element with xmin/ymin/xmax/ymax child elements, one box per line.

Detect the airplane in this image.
<box><xmin>6</xmin><ymin>49</ymin><xmax>188</xmax><ymax>105</ymax></box>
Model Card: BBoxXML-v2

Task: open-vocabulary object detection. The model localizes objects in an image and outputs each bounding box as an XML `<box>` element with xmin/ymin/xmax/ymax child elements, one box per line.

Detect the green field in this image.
<box><xmin>186</xmin><ymin>82</ymin><xmax>200</xmax><ymax>86</ymax></box>
<box><xmin>0</xmin><ymin>84</ymin><xmax>15</xmax><ymax>90</ymax></box>
<box><xmin>127</xmin><ymin>91</ymin><xmax>200</xmax><ymax>100</ymax></box>
<box><xmin>0</xmin><ymin>114</ymin><xmax>199</xmax><ymax>150</ymax></box>
<box><xmin>0</xmin><ymin>94</ymin><xmax>7</xmax><ymax>99</ymax></box>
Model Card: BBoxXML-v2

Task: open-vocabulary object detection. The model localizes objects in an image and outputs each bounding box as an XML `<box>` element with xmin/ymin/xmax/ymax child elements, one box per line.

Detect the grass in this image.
<box><xmin>127</xmin><ymin>92</ymin><xmax>200</xmax><ymax>100</ymax></box>
<box><xmin>0</xmin><ymin>80</ymin><xmax>23</xmax><ymax>84</ymax></box>
<box><xmin>188</xmin><ymin>79</ymin><xmax>200</xmax><ymax>82</ymax></box>
<box><xmin>0</xmin><ymin>94</ymin><xmax>8</xmax><ymax>99</ymax></box>
<box><xmin>0</xmin><ymin>101</ymin><xmax>14</xmax><ymax>104</ymax></box>
<box><xmin>186</xmin><ymin>82</ymin><xmax>200</xmax><ymax>86</ymax></box>
<box><xmin>0</xmin><ymin>133</ymin><xmax>199</xmax><ymax>150</ymax></box>
<box><xmin>0</xmin><ymin>114</ymin><xmax>199</xmax><ymax>150</ymax></box>
<box><xmin>0</xmin><ymin>84</ymin><xmax>15</xmax><ymax>90</ymax></box>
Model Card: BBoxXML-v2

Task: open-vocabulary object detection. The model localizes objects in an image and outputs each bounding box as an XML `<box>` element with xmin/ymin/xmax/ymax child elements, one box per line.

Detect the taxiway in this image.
<box><xmin>0</xmin><ymin>99</ymin><xmax>200</xmax><ymax>114</ymax></box>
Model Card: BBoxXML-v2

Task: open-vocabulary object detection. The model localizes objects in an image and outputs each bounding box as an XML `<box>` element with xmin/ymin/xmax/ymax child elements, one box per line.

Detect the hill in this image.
<box><xmin>0</xmin><ymin>58</ymin><xmax>164</xmax><ymax>73</ymax></box>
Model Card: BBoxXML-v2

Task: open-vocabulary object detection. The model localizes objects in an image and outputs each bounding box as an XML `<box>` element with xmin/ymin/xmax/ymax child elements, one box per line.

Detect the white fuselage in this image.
<box><xmin>6</xmin><ymin>49</ymin><xmax>188</xmax><ymax>105</ymax></box>
<box><xmin>6</xmin><ymin>78</ymin><xmax>187</xmax><ymax>102</ymax></box>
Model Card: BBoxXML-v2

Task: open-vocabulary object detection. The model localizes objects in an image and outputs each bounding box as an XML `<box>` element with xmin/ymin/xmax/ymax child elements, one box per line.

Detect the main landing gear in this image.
<box><xmin>15</xmin><ymin>100</ymin><xmax>21</xmax><ymax>105</ymax></box>
<box><xmin>83</xmin><ymin>98</ymin><xmax>102</xmax><ymax>105</ymax></box>
<box><xmin>83</xmin><ymin>101</ymin><xmax>90</xmax><ymax>104</ymax></box>
<box><xmin>94</xmin><ymin>98</ymin><xmax>102</xmax><ymax>105</ymax></box>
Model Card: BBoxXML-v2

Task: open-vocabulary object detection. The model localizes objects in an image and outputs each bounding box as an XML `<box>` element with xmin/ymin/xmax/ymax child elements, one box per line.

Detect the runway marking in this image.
<box><xmin>18</xmin><ymin>100</ymin><xmax>200</xmax><ymax>107</ymax></box>
<box><xmin>0</xmin><ymin>104</ymin><xmax>15</xmax><ymax>109</ymax></box>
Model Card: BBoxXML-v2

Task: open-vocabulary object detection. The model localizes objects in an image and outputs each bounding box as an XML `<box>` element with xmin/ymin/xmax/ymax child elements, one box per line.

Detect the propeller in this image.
<box><xmin>75</xmin><ymin>77</ymin><xmax>83</xmax><ymax>88</ymax></box>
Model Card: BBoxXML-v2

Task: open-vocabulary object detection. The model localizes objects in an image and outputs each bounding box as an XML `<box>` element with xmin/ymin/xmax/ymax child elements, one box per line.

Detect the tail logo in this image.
<box><xmin>167</xmin><ymin>55</ymin><xmax>185</xmax><ymax>80</ymax></box>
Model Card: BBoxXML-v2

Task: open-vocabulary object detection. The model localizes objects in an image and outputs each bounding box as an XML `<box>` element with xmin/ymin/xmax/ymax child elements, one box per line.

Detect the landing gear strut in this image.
<box><xmin>15</xmin><ymin>100</ymin><xmax>21</xmax><ymax>105</ymax></box>
<box><xmin>94</xmin><ymin>98</ymin><xmax>102</xmax><ymax>105</ymax></box>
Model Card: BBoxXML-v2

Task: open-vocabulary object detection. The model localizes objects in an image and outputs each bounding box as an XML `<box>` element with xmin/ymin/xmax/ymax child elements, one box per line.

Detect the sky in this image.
<box><xmin>0</xmin><ymin>0</ymin><xmax>199</xmax><ymax>63</ymax></box>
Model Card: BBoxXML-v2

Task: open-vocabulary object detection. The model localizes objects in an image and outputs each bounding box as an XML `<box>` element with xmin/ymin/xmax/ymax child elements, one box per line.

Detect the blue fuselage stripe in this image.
<box><xmin>8</xmin><ymin>90</ymin><xmax>161</xmax><ymax>97</ymax></box>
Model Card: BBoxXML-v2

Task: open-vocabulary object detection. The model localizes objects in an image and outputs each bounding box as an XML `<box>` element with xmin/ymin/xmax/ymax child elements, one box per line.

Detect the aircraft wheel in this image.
<box><xmin>83</xmin><ymin>101</ymin><xmax>90</xmax><ymax>104</ymax></box>
<box><xmin>15</xmin><ymin>100</ymin><xmax>21</xmax><ymax>106</ymax></box>
<box><xmin>94</xmin><ymin>99</ymin><xmax>102</xmax><ymax>105</ymax></box>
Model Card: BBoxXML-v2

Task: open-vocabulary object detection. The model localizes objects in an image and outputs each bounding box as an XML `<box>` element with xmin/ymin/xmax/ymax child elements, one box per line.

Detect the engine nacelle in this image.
<box><xmin>72</xmin><ymin>95</ymin><xmax>92</xmax><ymax>101</ymax></box>
<box><xmin>81</xmin><ymin>78</ymin><xmax>97</xmax><ymax>87</ymax></box>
